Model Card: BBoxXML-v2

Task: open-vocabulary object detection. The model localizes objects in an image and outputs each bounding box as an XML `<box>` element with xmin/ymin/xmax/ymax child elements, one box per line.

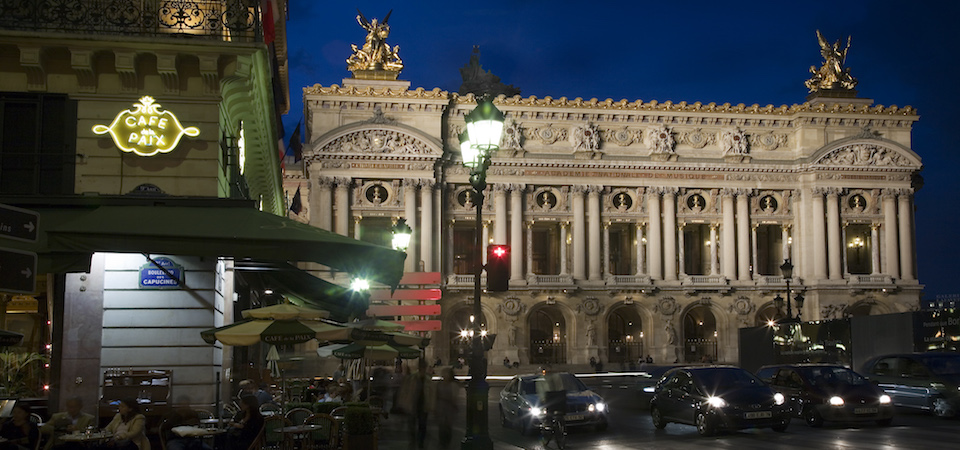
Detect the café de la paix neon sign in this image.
<box><xmin>92</xmin><ymin>96</ymin><xmax>199</xmax><ymax>157</ymax></box>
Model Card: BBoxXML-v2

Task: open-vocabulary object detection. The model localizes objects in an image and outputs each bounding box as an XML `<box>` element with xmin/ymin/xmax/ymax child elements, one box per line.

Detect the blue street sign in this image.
<box><xmin>139</xmin><ymin>257</ymin><xmax>184</xmax><ymax>289</ymax></box>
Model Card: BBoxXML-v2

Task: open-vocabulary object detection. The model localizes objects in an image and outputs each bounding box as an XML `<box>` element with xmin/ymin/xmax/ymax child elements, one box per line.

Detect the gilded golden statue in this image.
<box><xmin>347</xmin><ymin>9</ymin><xmax>403</xmax><ymax>78</ymax></box>
<box><xmin>805</xmin><ymin>30</ymin><xmax>858</xmax><ymax>93</ymax></box>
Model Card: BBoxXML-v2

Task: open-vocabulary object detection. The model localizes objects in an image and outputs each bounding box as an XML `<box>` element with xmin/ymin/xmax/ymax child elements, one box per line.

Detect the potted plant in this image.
<box><xmin>0</xmin><ymin>351</ymin><xmax>48</xmax><ymax>397</ymax></box>
<box><xmin>342</xmin><ymin>405</ymin><xmax>376</xmax><ymax>450</ymax></box>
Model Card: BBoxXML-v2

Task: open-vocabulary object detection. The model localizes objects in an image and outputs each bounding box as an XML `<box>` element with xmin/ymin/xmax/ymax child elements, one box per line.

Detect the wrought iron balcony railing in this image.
<box><xmin>0</xmin><ymin>0</ymin><xmax>262</xmax><ymax>42</ymax></box>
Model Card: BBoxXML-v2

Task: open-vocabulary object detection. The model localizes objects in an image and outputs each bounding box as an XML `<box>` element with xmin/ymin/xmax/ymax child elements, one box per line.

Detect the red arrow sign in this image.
<box><xmin>369</xmin><ymin>289</ymin><xmax>441</xmax><ymax>301</ymax></box>
<box><xmin>368</xmin><ymin>304</ymin><xmax>442</xmax><ymax>316</ymax></box>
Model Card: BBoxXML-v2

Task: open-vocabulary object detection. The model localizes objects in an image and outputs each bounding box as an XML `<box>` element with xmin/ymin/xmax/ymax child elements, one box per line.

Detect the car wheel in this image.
<box><xmin>876</xmin><ymin>417</ymin><xmax>893</xmax><ymax>427</ymax></box>
<box><xmin>772</xmin><ymin>416</ymin><xmax>790</xmax><ymax>432</ymax></box>
<box><xmin>696</xmin><ymin>412</ymin><xmax>715</xmax><ymax>437</ymax></box>
<box><xmin>804</xmin><ymin>407</ymin><xmax>824</xmax><ymax>427</ymax></box>
<box><xmin>933</xmin><ymin>397</ymin><xmax>955</xmax><ymax>418</ymax></box>
<box><xmin>651</xmin><ymin>406</ymin><xmax>667</xmax><ymax>430</ymax></box>
<box><xmin>499</xmin><ymin>407</ymin><xmax>509</xmax><ymax>428</ymax></box>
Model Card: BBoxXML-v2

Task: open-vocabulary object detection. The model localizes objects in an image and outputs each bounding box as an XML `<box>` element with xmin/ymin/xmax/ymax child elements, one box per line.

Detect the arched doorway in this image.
<box><xmin>845</xmin><ymin>302</ymin><xmax>873</xmax><ymax>317</ymax></box>
<box><xmin>682</xmin><ymin>305</ymin><xmax>717</xmax><ymax>363</ymax></box>
<box><xmin>529</xmin><ymin>306</ymin><xmax>566</xmax><ymax>364</ymax></box>
<box><xmin>755</xmin><ymin>303</ymin><xmax>783</xmax><ymax>327</ymax></box>
<box><xmin>448</xmin><ymin>308</ymin><xmax>488</xmax><ymax>365</ymax></box>
<box><xmin>607</xmin><ymin>306</ymin><xmax>643</xmax><ymax>367</ymax></box>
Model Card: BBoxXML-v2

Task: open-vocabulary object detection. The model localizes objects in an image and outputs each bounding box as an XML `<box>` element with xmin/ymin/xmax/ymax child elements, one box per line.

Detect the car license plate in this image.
<box><xmin>744</xmin><ymin>411</ymin><xmax>772</xmax><ymax>419</ymax></box>
<box><xmin>854</xmin><ymin>407</ymin><xmax>878</xmax><ymax>414</ymax></box>
<box><xmin>565</xmin><ymin>414</ymin><xmax>584</xmax><ymax>421</ymax></box>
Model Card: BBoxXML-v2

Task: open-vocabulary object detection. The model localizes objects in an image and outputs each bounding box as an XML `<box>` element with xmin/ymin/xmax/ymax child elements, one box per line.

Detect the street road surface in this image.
<box><xmin>378</xmin><ymin>373</ymin><xmax>959</xmax><ymax>450</ymax></box>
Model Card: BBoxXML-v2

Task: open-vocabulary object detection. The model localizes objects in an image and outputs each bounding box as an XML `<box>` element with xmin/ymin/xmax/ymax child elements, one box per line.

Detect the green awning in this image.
<box><xmin>235</xmin><ymin>261</ymin><xmax>367</xmax><ymax>322</ymax></box>
<box><xmin>1</xmin><ymin>197</ymin><xmax>406</xmax><ymax>288</ymax></box>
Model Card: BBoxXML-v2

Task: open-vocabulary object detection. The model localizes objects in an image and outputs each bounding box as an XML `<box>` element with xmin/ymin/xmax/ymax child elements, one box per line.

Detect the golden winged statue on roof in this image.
<box><xmin>347</xmin><ymin>9</ymin><xmax>403</xmax><ymax>77</ymax></box>
<box><xmin>805</xmin><ymin>30</ymin><xmax>858</xmax><ymax>93</ymax></box>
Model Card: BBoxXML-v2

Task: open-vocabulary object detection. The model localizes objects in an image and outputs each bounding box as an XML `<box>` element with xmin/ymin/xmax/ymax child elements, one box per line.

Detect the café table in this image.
<box><xmin>172</xmin><ymin>426</ymin><xmax>227</xmax><ymax>450</ymax></box>
<box><xmin>59</xmin><ymin>431</ymin><xmax>113</xmax><ymax>446</ymax></box>
<box><xmin>273</xmin><ymin>425</ymin><xmax>324</xmax><ymax>450</ymax></box>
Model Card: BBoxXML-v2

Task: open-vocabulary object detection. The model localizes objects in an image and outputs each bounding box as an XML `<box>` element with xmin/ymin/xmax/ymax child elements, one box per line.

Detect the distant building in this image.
<box><xmin>294</xmin><ymin>24</ymin><xmax>922</xmax><ymax>366</ymax></box>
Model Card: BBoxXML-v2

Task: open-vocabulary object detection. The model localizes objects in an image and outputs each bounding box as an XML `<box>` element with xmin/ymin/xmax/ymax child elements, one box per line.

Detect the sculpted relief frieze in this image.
<box><xmin>321</xmin><ymin>129</ymin><xmax>439</xmax><ymax>156</ymax></box>
<box><xmin>816</xmin><ymin>143</ymin><xmax>913</xmax><ymax>167</ymax></box>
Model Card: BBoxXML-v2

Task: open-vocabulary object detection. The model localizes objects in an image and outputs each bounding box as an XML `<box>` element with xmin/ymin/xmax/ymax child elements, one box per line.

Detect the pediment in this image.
<box><xmin>309</xmin><ymin>123</ymin><xmax>443</xmax><ymax>159</ymax></box>
<box><xmin>812</xmin><ymin>140</ymin><xmax>920</xmax><ymax>169</ymax></box>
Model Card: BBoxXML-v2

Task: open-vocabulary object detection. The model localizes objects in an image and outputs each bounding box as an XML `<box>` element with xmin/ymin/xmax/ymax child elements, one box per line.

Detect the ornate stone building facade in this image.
<box><xmin>295</xmin><ymin>29</ymin><xmax>922</xmax><ymax>366</ymax></box>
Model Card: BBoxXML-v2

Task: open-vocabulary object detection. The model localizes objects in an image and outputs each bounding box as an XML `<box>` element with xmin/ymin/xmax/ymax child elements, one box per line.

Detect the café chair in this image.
<box><xmin>284</xmin><ymin>408</ymin><xmax>311</xmax><ymax>426</ymax></box>
<box><xmin>302</xmin><ymin>414</ymin><xmax>338</xmax><ymax>450</ymax></box>
<box><xmin>263</xmin><ymin>415</ymin><xmax>291</xmax><ymax>450</ymax></box>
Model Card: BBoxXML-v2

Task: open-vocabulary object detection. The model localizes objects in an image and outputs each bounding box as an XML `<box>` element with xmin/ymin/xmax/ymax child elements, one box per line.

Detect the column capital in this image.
<box><xmin>333</xmin><ymin>176</ymin><xmax>352</xmax><ymax>187</ymax></box>
<box><xmin>572</xmin><ymin>184</ymin><xmax>589</xmax><ymax>195</ymax></box>
<box><xmin>710</xmin><ymin>223</ymin><xmax>719</xmax><ymax>231</ymax></box>
<box><xmin>661</xmin><ymin>186</ymin><xmax>679</xmax><ymax>196</ymax></box>
<box><xmin>509</xmin><ymin>183</ymin><xmax>527</xmax><ymax>194</ymax></box>
<box><xmin>419</xmin><ymin>179</ymin><xmax>436</xmax><ymax>190</ymax></box>
<box><xmin>720</xmin><ymin>188</ymin><xmax>738</xmax><ymax>197</ymax></box>
<box><xmin>871</xmin><ymin>222</ymin><xmax>881</xmax><ymax>230</ymax></box>
<box><xmin>734</xmin><ymin>188</ymin><xmax>755</xmax><ymax>198</ymax></box>
<box><xmin>781</xmin><ymin>223</ymin><xmax>793</xmax><ymax>231</ymax></box>
<box><xmin>586</xmin><ymin>185</ymin><xmax>603</xmax><ymax>196</ymax></box>
<box><xmin>354</xmin><ymin>215</ymin><xmax>363</xmax><ymax>224</ymax></box>
<box><xmin>492</xmin><ymin>183</ymin><xmax>509</xmax><ymax>194</ymax></box>
<box><xmin>402</xmin><ymin>178</ymin><xmax>419</xmax><ymax>188</ymax></box>
<box><xmin>560</xmin><ymin>221</ymin><xmax>569</xmax><ymax>228</ymax></box>
<box><xmin>316</xmin><ymin>176</ymin><xmax>335</xmax><ymax>189</ymax></box>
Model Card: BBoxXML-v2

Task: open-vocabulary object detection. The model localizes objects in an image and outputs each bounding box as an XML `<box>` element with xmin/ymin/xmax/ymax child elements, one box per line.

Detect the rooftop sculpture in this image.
<box><xmin>347</xmin><ymin>9</ymin><xmax>403</xmax><ymax>79</ymax></box>
<box><xmin>805</xmin><ymin>30</ymin><xmax>858</xmax><ymax>95</ymax></box>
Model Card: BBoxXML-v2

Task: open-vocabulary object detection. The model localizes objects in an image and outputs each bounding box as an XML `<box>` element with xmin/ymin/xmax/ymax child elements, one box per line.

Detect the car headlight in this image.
<box><xmin>595</xmin><ymin>402</ymin><xmax>606</xmax><ymax>412</ymax></box>
<box><xmin>774</xmin><ymin>393</ymin><xmax>785</xmax><ymax>405</ymax></box>
<box><xmin>829</xmin><ymin>396</ymin><xmax>844</xmax><ymax>406</ymax></box>
<box><xmin>643</xmin><ymin>386</ymin><xmax>655</xmax><ymax>393</ymax></box>
<box><xmin>879</xmin><ymin>394</ymin><xmax>891</xmax><ymax>404</ymax></box>
<box><xmin>530</xmin><ymin>406</ymin><xmax>544</xmax><ymax>417</ymax></box>
<box><xmin>707</xmin><ymin>396</ymin><xmax>727</xmax><ymax>408</ymax></box>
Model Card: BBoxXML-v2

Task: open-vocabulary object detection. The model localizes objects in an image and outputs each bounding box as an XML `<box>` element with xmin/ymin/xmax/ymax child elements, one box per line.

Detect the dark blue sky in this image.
<box><xmin>283</xmin><ymin>0</ymin><xmax>960</xmax><ymax>299</ymax></box>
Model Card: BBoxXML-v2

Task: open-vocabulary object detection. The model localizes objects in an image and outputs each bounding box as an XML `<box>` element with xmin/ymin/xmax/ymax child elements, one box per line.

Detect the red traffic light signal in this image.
<box><xmin>486</xmin><ymin>244</ymin><xmax>510</xmax><ymax>291</ymax></box>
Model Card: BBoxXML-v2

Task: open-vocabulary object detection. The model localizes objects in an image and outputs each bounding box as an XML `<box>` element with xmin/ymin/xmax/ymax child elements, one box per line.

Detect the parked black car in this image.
<box><xmin>861</xmin><ymin>352</ymin><xmax>960</xmax><ymax>417</ymax></box>
<box><xmin>650</xmin><ymin>366</ymin><xmax>790</xmax><ymax>436</ymax></box>
<box><xmin>757</xmin><ymin>363</ymin><xmax>894</xmax><ymax>427</ymax></box>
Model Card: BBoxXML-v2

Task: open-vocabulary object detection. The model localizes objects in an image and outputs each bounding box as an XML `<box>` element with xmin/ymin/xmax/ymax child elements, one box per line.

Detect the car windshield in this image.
<box><xmin>921</xmin><ymin>355</ymin><xmax>960</xmax><ymax>376</ymax></box>
<box><xmin>519</xmin><ymin>373</ymin><xmax>587</xmax><ymax>395</ymax></box>
<box><xmin>799</xmin><ymin>366</ymin><xmax>867</xmax><ymax>386</ymax></box>
<box><xmin>693</xmin><ymin>368</ymin><xmax>763</xmax><ymax>390</ymax></box>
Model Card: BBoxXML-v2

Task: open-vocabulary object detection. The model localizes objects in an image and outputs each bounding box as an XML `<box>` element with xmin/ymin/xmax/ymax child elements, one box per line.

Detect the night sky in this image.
<box><xmin>283</xmin><ymin>0</ymin><xmax>960</xmax><ymax>299</ymax></box>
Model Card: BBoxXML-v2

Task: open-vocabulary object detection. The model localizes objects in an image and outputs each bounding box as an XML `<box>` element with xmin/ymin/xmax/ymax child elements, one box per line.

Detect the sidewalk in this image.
<box><xmin>375</xmin><ymin>409</ymin><xmax>523</xmax><ymax>450</ymax></box>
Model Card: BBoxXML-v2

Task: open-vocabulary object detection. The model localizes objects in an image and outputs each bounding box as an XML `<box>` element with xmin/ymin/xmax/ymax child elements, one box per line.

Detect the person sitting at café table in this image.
<box><xmin>225</xmin><ymin>396</ymin><xmax>263</xmax><ymax>450</ymax></box>
<box><xmin>0</xmin><ymin>404</ymin><xmax>40</xmax><ymax>450</ymax></box>
<box><xmin>101</xmin><ymin>398</ymin><xmax>149</xmax><ymax>450</ymax></box>
<box><xmin>160</xmin><ymin>407</ymin><xmax>210</xmax><ymax>450</ymax></box>
<box><xmin>40</xmin><ymin>397</ymin><xmax>96</xmax><ymax>450</ymax></box>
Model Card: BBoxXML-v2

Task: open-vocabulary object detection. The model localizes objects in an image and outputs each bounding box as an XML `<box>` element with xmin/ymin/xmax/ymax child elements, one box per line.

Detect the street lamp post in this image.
<box><xmin>458</xmin><ymin>96</ymin><xmax>504</xmax><ymax>450</ymax></box>
<box><xmin>392</xmin><ymin>218</ymin><xmax>413</xmax><ymax>252</ymax></box>
<box><xmin>773</xmin><ymin>259</ymin><xmax>805</xmax><ymax>323</ymax></box>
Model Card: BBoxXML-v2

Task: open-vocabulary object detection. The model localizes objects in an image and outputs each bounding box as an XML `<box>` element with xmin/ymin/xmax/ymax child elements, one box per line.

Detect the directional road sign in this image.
<box><xmin>0</xmin><ymin>204</ymin><xmax>39</xmax><ymax>242</ymax></box>
<box><xmin>0</xmin><ymin>247</ymin><xmax>37</xmax><ymax>294</ymax></box>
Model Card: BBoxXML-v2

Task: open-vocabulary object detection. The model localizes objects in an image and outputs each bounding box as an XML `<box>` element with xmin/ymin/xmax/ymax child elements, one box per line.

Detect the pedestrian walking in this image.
<box><xmin>435</xmin><ymin>367</ymin><xmax>459</xmax><ymax>449</ymax></box>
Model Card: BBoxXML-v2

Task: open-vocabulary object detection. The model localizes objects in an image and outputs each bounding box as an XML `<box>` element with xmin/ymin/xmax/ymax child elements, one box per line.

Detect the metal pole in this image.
<box><xmin>462</xmin><ymin>156</ymin><xmax>493</xmax><ymax>450</ymax></box>
<box><xmin>786</xmin><ymin>277</ymin><xmax>792</xmax><ymax>321</ymax></box>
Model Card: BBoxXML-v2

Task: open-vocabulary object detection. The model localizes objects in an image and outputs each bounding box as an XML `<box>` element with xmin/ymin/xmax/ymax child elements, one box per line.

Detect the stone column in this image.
<box><xmin>526</xmin><ymin>222</ymin><xmax>534</xmax><ymax>278</ymax></box>
<box><xmin>781</xmin><ymin>225</ymin><xmax>791</xmax><ymax>264</ymax></box>
<box><xmin>721</xmin><ymin>189</ymin><xmax>736</xmax><ymax>279</ymax></box>
<box><xmin>646</xmin><ymin>189</ymin><xmax>662</xmax><ymax>280</ymax></box>
<box><xmin>420</xmin><ymin>180</ymin><xmax>435</xmax><ymax>272</ymax></box>
<box><xmin>826</xmin><ymin>188</ymin><xmax>842</xmax><ymax>280</ymax></box>
<box><xmin>573</xmin><ymin>186</ymin><xmax>587</xmax><ymax>280</ymax></box>
<box><xmin>403</xmin><ymin>179</ymin><xmax>419</xmax><ymax>273</ymax></box>
<box><xmin>881</xmin><ymin>189</ymin><xmax>900</xmax><ymax>278</ymax></box>
<box><xmin>588</xmin><ymin>186</ymin><xmax>603</xmax><ymax>281</ymax></box>
<box><xmin>663</xmin><ymin>188</ymin><xmax>678</xmax><ymax>281</ymax></box>
<box><xmin>841</xmin><ymin>223</ymin><xmax>849</xmax><ymax>276</ymax></box>
<box><xmin>811</xmin><ymin>188</ymin><xmax>828</xmax><ymax>279</ymax></box>
<box><xmin>313</xmin><ymin>176</ymin><xmax>333</xmax><ymax>231</ymax></box>
<box><xmin>334</xmin><ymin>177</ymin><xmax>351</xmax><ymax>237</ymax></box>
<box><xmin>602</xmin><ymin>222</ymin><xmax>611</xmax><ymax>278</ymax></box>
<box><xmin>709</xmin><ymin>224</ymin><xmax>719</xmax><ymax>276</ymax></box>
<box><xmin>445</xmin><ymin>219</ymin><xmax>455</xmax><ymax>276</ymax></box>
<box><xmin>677</xmin><ymin>223</ymin><xmax>686</xmax><ymax>277</ymax></box>
<box><xmin>353</xmin><ymin>216</ymin><xmax>362</xmax><ymax>240</ymax></box>
<box><xmin>870</xmin><ymin>223</ymin><xmax>881</xmax><ymax>275</ymax></box>
<box><xmin>898</xmin><ymin>189</ymin><xmax>915</xmax><ymax>280</ymax></box>
<box><xmin>510</xmin><ymin>185</ymin><xmax>525</xmax><ymax>282</ymax></box>
<box><xmin>560</xmin><ymin>222</ymin><xmax>569</xmax><ymax>276</ymax></box>
<box><xmin>736</xmin><ymin>190</ymin><xmax>751</xmax><ymax>281</ymax></box>
<box><xmin>635</xmin><ymin>222</ymin><xmax>645</xmax><ymax>276</ymax></box>
<box><xmin>752</xmin><ymin>225</ymin><xmax>759</xmax><ymax>278</ymax></box>
<box><xmin>493</xmin><ymin>184</ymin><xmax>508</xmax><ymax>244</ymax></box>
<box><xmin>481</xmin><ymin>221</ymin><xmax>489</xmax><ymax>265</ymax></box>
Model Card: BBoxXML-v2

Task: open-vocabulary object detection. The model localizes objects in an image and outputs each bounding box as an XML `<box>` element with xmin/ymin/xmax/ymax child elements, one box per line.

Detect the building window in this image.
<box><xmin>532</xmin><ymin>224</ymin><xmax>559</xmax><ymax>275</ymax></box>
<box><xmin>0</xmin><ymin>93</ymin><xmax>77</xmax><ymax>195</ymax></box>
<box><xmin>846</xmin><ymin>224</ymin><xmax>871</xmax><ymax>274</ymax></box>
<box><xmin>608</xmin><ymin>223</ymin><xmax>634</xmax><ymax>275</ymax></box>
<box><xmin>756</xmin><ymin>224</ymin><xmax>784</xmax><ymax>276</ymax></box>
<box><xmin>358</xmin><ymin>217</ymin><xmax>393</xmax><ymax>248</ymax></box>
<box><xmin>683</xmin><ymin>224</ymin><xmax>711</xmax><ymax>275</ymax></box>
<box><xmin>452</xmin><ymin>226</ymin><xmax>477</xmax><ymax>275</ymax></box>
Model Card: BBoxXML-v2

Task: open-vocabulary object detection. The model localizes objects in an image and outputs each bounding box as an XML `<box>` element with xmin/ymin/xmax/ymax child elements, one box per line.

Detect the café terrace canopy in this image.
<box><xmin>1</xmin><ymin>196</ymin><xmax>406</xmax><ymax>288</ymax></box>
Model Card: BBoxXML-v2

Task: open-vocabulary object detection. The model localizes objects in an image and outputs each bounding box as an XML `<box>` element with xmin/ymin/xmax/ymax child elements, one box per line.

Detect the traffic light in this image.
<box><xmin>486</xmin><ymin>244</ymin><xmax>510</xmax><ymax>291</ymax></box>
